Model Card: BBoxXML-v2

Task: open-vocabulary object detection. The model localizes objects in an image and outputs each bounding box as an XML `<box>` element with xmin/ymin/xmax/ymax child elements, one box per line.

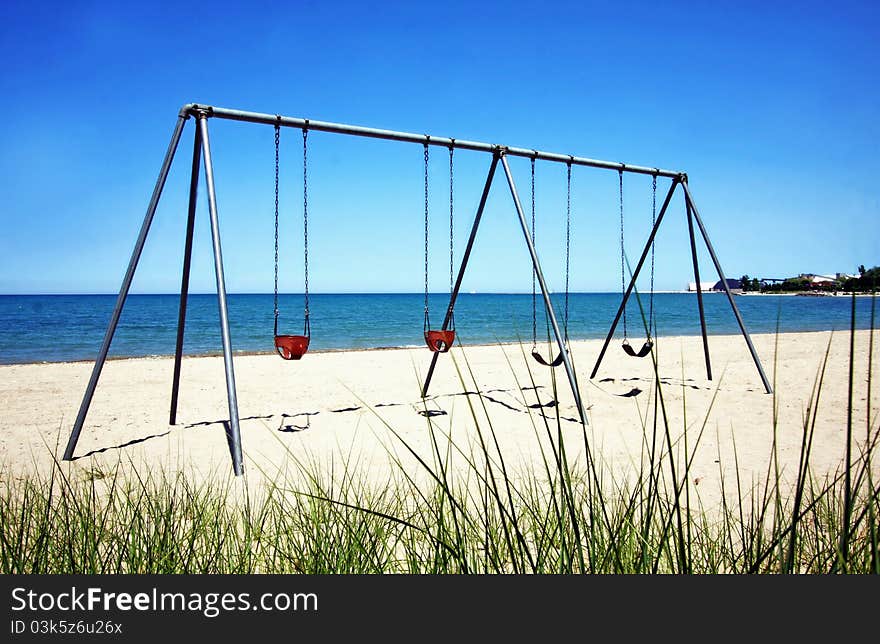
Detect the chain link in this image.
<box><xmin>619</xmin><ymin>169</ymin><xmax>627</xmax><ymax>339</ymax></box>
<box><xmin>423</xmin><ymin>142</ymin><xmax>430</xmax><ymax>329</ymax></box>
<box><xmin>302</xmin><ymin>127</ymin><xmax>310</xmax><ymax>335</ymax></box>
<box><xmin>273</xmin><ymin>121</ymin><xmax>280</xmax><ymax>337</ymax></box>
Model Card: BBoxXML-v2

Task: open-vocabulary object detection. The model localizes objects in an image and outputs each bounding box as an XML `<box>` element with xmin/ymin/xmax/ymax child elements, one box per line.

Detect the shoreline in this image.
<box><xmin>5</xmin><ymin>292</ymin><xmax>876</xmax><ymax>366</ymax></box>
<box><xmin>0</xmin><ymin>328</ymin><xmax>864</xmax><ymax>368</ymax></box>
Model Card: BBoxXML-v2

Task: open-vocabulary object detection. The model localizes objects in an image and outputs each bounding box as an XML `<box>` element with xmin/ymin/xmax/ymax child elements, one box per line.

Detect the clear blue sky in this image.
<box><xmin>1</xmin><ymin>0</ymin><xmax>877</xmax><ymax>294</ymax></box>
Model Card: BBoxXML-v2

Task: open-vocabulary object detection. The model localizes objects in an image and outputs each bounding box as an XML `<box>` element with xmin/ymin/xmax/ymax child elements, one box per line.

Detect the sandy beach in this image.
<box><xmin>1</xmin><ymin>330</ymin><xmax>878</xmax><ymax>507</ymax></box>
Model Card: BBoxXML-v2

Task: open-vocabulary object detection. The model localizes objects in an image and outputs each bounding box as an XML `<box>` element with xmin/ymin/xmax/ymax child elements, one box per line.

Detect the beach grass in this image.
<box><xmin>1</xmin><ymin>300</ymin><xmax>877</xmax><ymax>574</ymax></box>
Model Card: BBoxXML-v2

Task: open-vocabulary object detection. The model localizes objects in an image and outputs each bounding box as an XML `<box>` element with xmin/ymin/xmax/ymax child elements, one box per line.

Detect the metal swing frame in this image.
<box><xmin>62</xmin><ymin>103</ymin><xmax>772</xmax><ymax>477</ymax></box>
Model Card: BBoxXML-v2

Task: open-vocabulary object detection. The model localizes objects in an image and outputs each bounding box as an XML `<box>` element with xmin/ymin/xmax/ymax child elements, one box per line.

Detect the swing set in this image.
<box><xmin>62</xmin><ymin>103</ymin><xmax>772</xmax><ymax>476</ymax></box>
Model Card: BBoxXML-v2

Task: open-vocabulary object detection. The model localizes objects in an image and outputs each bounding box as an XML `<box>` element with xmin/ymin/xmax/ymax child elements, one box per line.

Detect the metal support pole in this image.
<box><xmin>63</xmin><ymin>115</ymin><xmax>188</xmax><ymax>461</ymax></box>
<box><xmin>169</xmin><ymin>127</ymin><xmax>202</xmax><ymax>425</ymax></box>
<box><xmin>685</xmin><ymin>197</ymin><xmax>712</xmax><ymax>381</ymax></box>
<box><xmin>500</xmin><ymin>154</ymin><xmax>588</xmax><ymax>426</ymax></box>
<box><xmin>680</xmin><ymin>180</ymin><xmax>772</xmax><ymax>394</ymax></box>
<box><xmin>590</xmin><ymin>178</ymin><xmax>680</xmax><ymax>380</ymax></box>
<box><xmin>421</xmin><ymin>155</ymin><xmax>499</xmax><ymax>397</ymax></box>
<box><xmin>197</xmin><ymin>114</ymin><xmax>245</xmax><ymax>475</ymax></box>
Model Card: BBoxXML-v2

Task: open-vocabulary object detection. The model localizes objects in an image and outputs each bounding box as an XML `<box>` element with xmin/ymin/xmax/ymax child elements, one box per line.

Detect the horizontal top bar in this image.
<box><xmin>181</xmin><ymin>103</ymin><xmax>684</xmax><ymax>179</ymax></box>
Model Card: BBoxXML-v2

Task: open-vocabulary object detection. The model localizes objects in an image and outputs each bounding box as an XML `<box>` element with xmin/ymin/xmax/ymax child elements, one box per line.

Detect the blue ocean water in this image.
<box><xmin>0</xmin><ymin>292</ymin><xmax>875</xmax><ymax>364</ymax></box>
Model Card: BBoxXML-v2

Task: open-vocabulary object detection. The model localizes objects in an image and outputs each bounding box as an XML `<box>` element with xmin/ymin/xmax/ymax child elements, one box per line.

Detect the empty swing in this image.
<box><xmin>618</xmin><ymin>169</ymin><xmax>657</xmax><ymax>358</ymax></box>
<box><xmin>423</xmin><ymin>141</ymin><xmax>456</xmax><ymax>353</ymax></box>
<box><xmin>530</xmin><ymin>158</ymin><xmax>572</xmax><ymax>367</ymax></box>
<box><xmin>272</xmin><ymin>118</ymin><xmax>311</xmax><ymax>360</ymax></box>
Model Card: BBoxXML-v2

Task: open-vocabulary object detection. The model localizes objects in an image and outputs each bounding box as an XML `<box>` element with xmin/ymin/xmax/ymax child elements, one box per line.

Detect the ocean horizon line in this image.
<box><xmin>1</xmin><ymin>290</ymin><xmax>709</xmax><ymax>297</ymax></box>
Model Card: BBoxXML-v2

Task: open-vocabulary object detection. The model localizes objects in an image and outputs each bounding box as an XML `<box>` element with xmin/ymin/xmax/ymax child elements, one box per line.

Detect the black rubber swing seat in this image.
<box><xmin>531</xmin><ymin>350</ymin><xmax>565</xmax><ymax>367</ymax></box>
<box><xmin>622</xmin><ymin>339</ymin><xmax>652</xmax><ymax>358</ymax></box>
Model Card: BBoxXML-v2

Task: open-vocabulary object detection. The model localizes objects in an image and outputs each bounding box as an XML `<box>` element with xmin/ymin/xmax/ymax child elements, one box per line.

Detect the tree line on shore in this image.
<box><xmin>740</xmin><ymin>265</ymin><xmax>878</xmax><ymax>293</ymax></box>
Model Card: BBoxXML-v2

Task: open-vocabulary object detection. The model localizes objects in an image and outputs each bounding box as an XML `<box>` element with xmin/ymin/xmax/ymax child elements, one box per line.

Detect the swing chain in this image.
<box><xmin>619</xmin><ymin>169</ymin><xmax>627</xmax><ymax>339</ymax></box>
<box><xmin>530</xmin><ymin>156</ymin><xmax>536</xmax><ymax>349</ymax></box>
<box><xmin>564</xmin><ymin>160</ymin><xmax>572</xmax><ymax>340</ymax></box>
<box><xmin>273</xmin><ymin>118</ymin><xmax>280</xmax><ymax>337</ymax></box>
<box><xmin>302</xmin><ymin>126</ymin><xmax>310</xmax><ymax>333</ymax></box>
<box><xmin>448</xmin><ymin>142</ymin><xmax>454</xmax><ymax>295</ymax></box>
<box><xmin>423</xmin><ymin>141</ymin><xmax>430</xmax><ymax>329</ymax></box>
<box><xmin>649</xmin><ymin>173</ymin><xmax>657</xmax><ymax>339</ymax></box>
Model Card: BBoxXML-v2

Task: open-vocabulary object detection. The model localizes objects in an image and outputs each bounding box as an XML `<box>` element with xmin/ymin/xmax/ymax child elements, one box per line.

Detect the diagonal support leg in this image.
<box><xmin>500</xmin><ymin>154</ymin><xmax>588</xmax><ymax>426</ymax></box>
<box><xmin>590</xmin><ymin>178</ymin><xmax>680</xmax><ymax>380</ymax></box>
<box><xmin>63</xmin><ymin>114</ymin><xmax>188</xmax><ymax>461</ymax></box>
<box><xmin>685</xmin><ymin>196</ymin><xmax>712</xmax><ymax>381</ymax></box>
<box><xmin>680</xmin><ymin>180</ymin><xmax>772</xmax><ymax>394</ymax></box>
<box><xmin>197</xmin><ymin>114</ymin><xmax>245</xmax><ymax>475</ymax></box>
<box><xmin>169</xmin><ymin>127</ymin><xmax>202</xmax><ymax>425</ymax></box>
<box><xmin>421</xmin><ymin>154</ymin><xmax>499</xmax><ymax>397</ymax></box>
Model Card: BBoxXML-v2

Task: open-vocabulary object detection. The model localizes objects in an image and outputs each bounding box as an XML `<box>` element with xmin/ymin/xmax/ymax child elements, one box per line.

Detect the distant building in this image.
<box><xmin>712</xmin><ymin>278</ymin><xmax>742</xmax><ymax>293</ymax></box>
<box><xmin>801</xmin><ymin>273</ymin><xmax>840</xmax><ymax>289</ymax></box>
<box><xmin>687</xmin><ymin>281</ymin><xmax>715</xmax><ymax>292</ymax></box>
